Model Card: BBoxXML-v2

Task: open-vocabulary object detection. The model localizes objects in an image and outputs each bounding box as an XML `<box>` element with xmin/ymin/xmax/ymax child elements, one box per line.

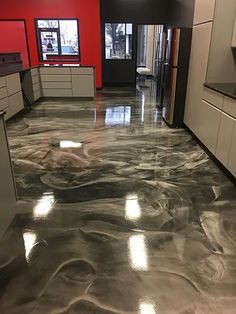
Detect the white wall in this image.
<box><xmin>146</xmin><ymin>25</ymin><xmax>155</xmax><ymax>74</ymax></box>
<box><xmin>206</xmin><ymin>0</ymin><xmax>236</xmax><ymax>83</ymax></box>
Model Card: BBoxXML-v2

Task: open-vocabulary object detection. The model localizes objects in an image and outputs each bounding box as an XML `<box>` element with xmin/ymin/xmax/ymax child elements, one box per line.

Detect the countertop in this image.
<box><xmin>0</xmin><ymin>64</ymin><xmax>95</xmax><ymax>78</ymax></box>
<box><xmin>40</xmin><ymin>63</ymin><xmax>95</xmax><ymax>68</ymax></box>
<box><xmin>204</xmin><ymin>83</ymin><xmax>236</xmax><ymax>100</ymax></box>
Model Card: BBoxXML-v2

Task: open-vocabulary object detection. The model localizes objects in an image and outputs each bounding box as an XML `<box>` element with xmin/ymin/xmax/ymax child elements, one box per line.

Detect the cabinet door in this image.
<box><xmin>6</xmin><ymin>73</ymin><xmax>21</xmax><ymax>96</ymax></box>
<box><xmin>216</xmin><ymin>112</ymin><xmax>234</xmax><ymax>168</ymax></box>
<box><xmin>228</xmin><ymin>122</ymin><xmax>236</xmax><ymax>177</ymax></box>
<box><xmin>194</xmin><ymin>0</ymin><xmax>216</xmax><ymax>25</ymax></box>
<box><xmin>184</xmin><ymin>23</ymin><xmax>213</xmax><ymax>133</ymax></box>
<box><xmin>72</xmin><ymin>75</ymin><xmax>95</xmax><ymax>97</ymax></box>
<box><xmin>0</xmin><ymin>115</ymin><xmax>16</xmax><ymax>239</ymax></box>
<box><xmin>198</xmin><ymin>100</ymin><xmax>221</xmax><ymax>154</ymax></box>
<box><xmin>7</xmin><ymin>91</ymin><xmax>24</xmax><ymax>119</ymax></box>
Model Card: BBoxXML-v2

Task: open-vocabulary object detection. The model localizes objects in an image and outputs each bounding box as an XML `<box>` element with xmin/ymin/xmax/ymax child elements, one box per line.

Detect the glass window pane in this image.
<box><xmin>59</xmin><ymin>20</ymin><xmax>79</xmax><ymax>55</ymax></box>
<box><xmin>40</xmin><ymin>31</ymin><xmax>59</xmax><ymax>60</ymax></box>
<box><xmin>105</xmin><ymin>23</ymin><xmax>132</xmax><ymax>59</ymax></box>
<box><xmin>126</xmin><ymin>24</ymin><xmax>133</xmax><ymax>59</ymax></box>
<box><xmin>37</xmin><ymin>20</ymin><xmax>59</xmax><ymax>28</ymax></box>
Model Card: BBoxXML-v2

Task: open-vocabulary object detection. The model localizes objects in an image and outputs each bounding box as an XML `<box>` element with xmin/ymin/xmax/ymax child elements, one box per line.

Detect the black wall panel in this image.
<box><xmin>100</xmin><ymin>0</ymin><xmax>194</xmax><ymax>85</ymax></box>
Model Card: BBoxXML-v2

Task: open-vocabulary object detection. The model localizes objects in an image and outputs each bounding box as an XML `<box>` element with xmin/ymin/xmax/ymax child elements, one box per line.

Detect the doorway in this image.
<box><xmin>0</xmin><ymin>20</ymin><xmax>30</xmax><ymax>67</ymax></box>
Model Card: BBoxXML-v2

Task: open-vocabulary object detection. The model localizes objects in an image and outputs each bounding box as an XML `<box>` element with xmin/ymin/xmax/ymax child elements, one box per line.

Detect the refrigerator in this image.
<box><xmin>155</xmin><ymin>32</ymin><xmax>166</xmax><ymax>108</ymax></box>
<box><xmin>157</xmin><ymin>28</ymin><xmax>192</xmax><ymax>127</ymax></box>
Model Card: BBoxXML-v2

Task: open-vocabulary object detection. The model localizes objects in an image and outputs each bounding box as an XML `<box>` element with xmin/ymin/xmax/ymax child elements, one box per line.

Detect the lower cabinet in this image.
<box><xmin>7</xmin><ymin>91</ymin><xmax>24</xmax><ymax>119</ymax></box>
<box><xmin>216</xmin><ymin>112</ymin><xmax>235</xmax><ymax>168</ymax></box>
<box><xmin>72</xmin><ymin>75</ymin><xmax>95</xmax><ymax>97</ymax></box>
<box><xmin>228</xmin><ymin>122</ymin><xmax>236</xmax><ymax>177</ymax></box>
<box><xmin>197</xmin><ymin>100</ymin><xmax>221</xmax><ymax>154</ymax></box>
<box><xmin>0</xmin><ymin>114</ymin><xmax>16</xmax><ymax>239</ymax></box>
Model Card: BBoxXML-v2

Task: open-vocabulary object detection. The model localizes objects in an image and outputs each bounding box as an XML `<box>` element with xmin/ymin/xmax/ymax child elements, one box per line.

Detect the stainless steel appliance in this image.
<box><xmin>156</xmin><ymin>28</ymin><xmax>192</xmax><ymax>127</ymax></box>
<box><xmin>155</xmin><ymin>32</ymin><xmax>166</xmax><ymax>108</ymax></box>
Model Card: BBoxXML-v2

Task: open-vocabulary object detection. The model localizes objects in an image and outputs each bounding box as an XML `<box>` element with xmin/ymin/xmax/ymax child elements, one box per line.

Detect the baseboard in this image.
<box><xmin>184</xmin><ymin>124</ymin><xmax>236</xmax><ymax>185</ymax></box>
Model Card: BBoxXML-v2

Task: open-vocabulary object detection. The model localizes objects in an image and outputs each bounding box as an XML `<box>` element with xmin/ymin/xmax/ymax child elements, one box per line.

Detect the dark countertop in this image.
<box><xmin>204</xmin><ymin>83</ymin><xmax>236</xmax><ymax>100</ymax></box>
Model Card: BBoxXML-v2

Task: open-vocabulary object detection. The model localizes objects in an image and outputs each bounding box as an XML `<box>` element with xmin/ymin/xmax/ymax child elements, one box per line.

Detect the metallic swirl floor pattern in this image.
<box><xmin>1</xmin><ymin>84</ymin><xmax>236</xmax><ymax>314</ymax></box>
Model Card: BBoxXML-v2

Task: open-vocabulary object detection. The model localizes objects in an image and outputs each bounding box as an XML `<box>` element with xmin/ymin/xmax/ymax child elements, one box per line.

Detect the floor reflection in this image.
<box><xmin>128</xmin><ymin>234</ymin><xmax>149</xmax><ymax>271</ymax></box>
<box><xmin>33</xmin><ymin>192</ymin><xmax>55</xmax><ymax>219</ymax></box>
<box><xmin>139</xmin><ymin>301</ymin><xmax>157</xmax><ymax>314</ymax></box>
<box><xmin>23</xmin><ymin>230</ymin><xmax>37</xmax><ymax>263</ymax></box>
<box><xmin>125</xmin><ymin>193</ymin><xmax>141</xmax><ymax>221</ymax></box>
<box><xmin>1</xmin><ymin>83</ymin><xmax>236</xmax><ymax>313</ymax></box>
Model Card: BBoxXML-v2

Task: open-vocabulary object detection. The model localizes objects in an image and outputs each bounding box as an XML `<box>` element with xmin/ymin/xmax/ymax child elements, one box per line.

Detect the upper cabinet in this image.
<box><xmin>193</xmin><ymin>0</ymin><xmax>216</xmax><ymax>25</ymax></box>
<box><xmin>232</xmin><ymin>15</ymin><xmax>236</xmax><ymax>47</ymax></box>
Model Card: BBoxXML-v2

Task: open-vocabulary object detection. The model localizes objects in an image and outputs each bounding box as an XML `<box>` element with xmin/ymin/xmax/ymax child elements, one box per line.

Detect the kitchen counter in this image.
<box><xmin>204</xmin><ymin>83</ymin><xmax>236</xmax><ymax>100</ymax></box>
<box><xmin>0</xmin><ymin>64</ymin><xmax>95</xmax><ymax>78</ymax></box>
<box><xmin>40</xmin><ymin>63</ymin><xmax>95</xmax><ymax>68</ymax></box>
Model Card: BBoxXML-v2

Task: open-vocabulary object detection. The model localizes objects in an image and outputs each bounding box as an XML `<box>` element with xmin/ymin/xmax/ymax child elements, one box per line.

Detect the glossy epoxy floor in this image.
<box><xmin>1</xmin><ymin>82</ymin><xmax>236</xmax><ymax>313</ymax></box>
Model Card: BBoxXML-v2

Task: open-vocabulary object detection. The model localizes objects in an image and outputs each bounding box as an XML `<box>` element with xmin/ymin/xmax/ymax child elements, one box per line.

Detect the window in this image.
<box><xmin>105</xmin><ymin>23</ymin><xmax>133</xmax><ymax>59</ymax></box>
<box><xmin>36</xmin><ymin>19</ymin><xmax>80</xmax><ymax>61</ymax></box>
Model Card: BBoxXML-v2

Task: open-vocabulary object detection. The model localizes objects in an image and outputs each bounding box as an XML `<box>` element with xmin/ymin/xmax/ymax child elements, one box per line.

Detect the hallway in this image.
<box><xmin>1</xmin><ymin>84</ymin><xmax>236</xmax><ymax>313</ymax></box>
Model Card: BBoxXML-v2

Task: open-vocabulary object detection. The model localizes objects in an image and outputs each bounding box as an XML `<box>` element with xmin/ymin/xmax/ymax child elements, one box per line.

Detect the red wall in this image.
<box><xmin>0</xmin><ymin>21</ymin><xmax>29</xmax><ymax>68</ymax></box>
<box><xmin>0</xmin><ymin>0</ymin><xmax>102</xmax><ymax>88</ymax></box>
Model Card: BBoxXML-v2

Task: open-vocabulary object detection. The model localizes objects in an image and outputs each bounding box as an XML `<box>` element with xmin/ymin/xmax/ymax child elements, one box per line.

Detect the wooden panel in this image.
<box><xmin>0</xmin><ymin>87</ymin><xmax>7</xmax><ymax>100</ymax></box>
<box><xmin>7</xmin><ymin>91</ymin><xmax>24</xmax><ymax>119</ymax></box>
<box><xmin>42</xmin><ymin>89</ymin><xmax>73</xmax><ymax>97</ymax></box>
<box><xmin>40</xmin><ymin>74</ymin><xmax>71</xmax><ymax>82</ymax></box>
<box><xmin>0</xmin><ymin>97</ymin><xmax>8</xmax><ymax>111</ymax></box>
<box><xmin>216</xmin><ymin>112</ymin><xmax>235</xmax><ymax>167</ymax></box>
<box><xmin>5</xmin><ymin>73</ymin><xmax>21</xmax><ymax>96</ymax></box>
<box><xmin>33</xmin><ymin>83</ymin><xmax>40</xmax><ymax>93</ymax></box>
<box><xmin>184</xmin><ymin>23</ymin><xmax>213</xmax><ymax>132</ymax></box>
<box><xmin>72</xmin><ymin>75</ymin><xmax>95</xmax><ymax>97</ymax></box>
<box><xmin>71</xmin><ymin>67</ymin><xmax>94</xmax><ymax>75</ymax></box>
<box><xmin>32</xmin><ymin>75</ymin><xmax>39</xmax><ymax>85</ymax></box>
<box><xmin>202</xmin><ymin>87</ymin><xmax>224</xmax><ymax>109</ymax></box>
<box><xmin>194</xmin><ymin>0</ymin><xmax>216</xmax><ymax>25</ymax></box>
<box><xmin>40</xmin><ymin>67</ymin><xmax>71</xmax><ymax>75</ymax></box>
<box><xmin>0</xmin><ymin>77</ymin><xmax>6</xmax><ymax>88</ymax></box>
<box><xmin>198</xmin><ymin>100</ymin><xmax>221</xmax><ymax>154</ymax></box>
<box><xmin>223</xmin><ymin>96</ymin><xmax>236</xmax><ymax>118</ymax></box>
<box><xmin>228</xmin><ymin>122</ymin><xmax>236</xmax><ymax>177</ymax></box>
<box><xmin>42</xmin><ymin>82</ymin><xmax>72</xmax><ymax>89</ymax></box>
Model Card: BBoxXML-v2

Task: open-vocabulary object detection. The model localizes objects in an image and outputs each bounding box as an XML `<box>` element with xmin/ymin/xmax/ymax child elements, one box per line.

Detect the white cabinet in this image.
<box><xmin>193</xmin><ymin>0</ymin><xmax>216</xmax><ymax>25</ymax></box>
<box><xmin>7</xmin><ymin>92</ymin><xmax>24</xmax><ymax>119</ymax></box>
<box><xmin>202</xmin><ymin>86</ymin><xmax>224</xmax><ymax>109</ymax></box>
<box><xmin>197</xmin><ymin>100</ymin><xmax>221</xmax><ymax>154</ymax></box>
<box><xmin>223</xmin><ymin>96</ymin><xmax>236</xmax><ymax>118</ymax></box>
<box><xmin>228</xmin><ymin>122</ymin><xmax>236</xmax><ymax>177</ymax></box>
<box><xmin>184</xmin><ymin>22</ymin><xmax>213</xmax><ymax>132</ymax></box>
<box><xmin>216</xmin><ymin>112</ymin><xmax>235</xmax><ymax>167</ymax></box>
<box><xmin>0</xmin><ymin>114</ymin><xmax>16</xmax><ymax>239</ymax></box>
<box><xmin>4</xmin><ymin>73</ymin><xmax>24</xmax><ymax>120</ymax></box>
<box><xmin>40</xmin><ymin>67</ymin><xmax>71</xmax><ymax>75</ymax></box>
<box><xmin>30</xmin><ymin>68</ymin><xmax>41</xmax><ymax>102</ymax></box>
<box><xmin>5</xmin><ymin>73</ymin><xmax>21</xmax><ymax>96</ymax></box>
<box><xmin>72</xmin><ymin>75</ymin><xmax>95</xmax><ymax>97</ymax></box>
<box><xmin>0</xmin><ymin>77</ymin><xmax>6</xmax><ymax>89</ymax></box>
<box><xmin>39</xmin><ymin>66</ymin><xmax>95</xmax><ymax>98</ymax></box>
<box><xmin>232</xmin><ymin>15</ymin><xmax>236</xmax><ymax>47</ymax></box>
<box><xmin>0</xmin><ymin>97</ymin><xmax>8</xmax><ymax>112</ymax></box>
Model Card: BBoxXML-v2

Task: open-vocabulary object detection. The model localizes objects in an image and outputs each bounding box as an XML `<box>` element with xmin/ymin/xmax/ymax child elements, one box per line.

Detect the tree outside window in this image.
<box><xmin>105</xmin><ymin>23</ymin><xmax>133</xmax><ymax>59</ymax></box>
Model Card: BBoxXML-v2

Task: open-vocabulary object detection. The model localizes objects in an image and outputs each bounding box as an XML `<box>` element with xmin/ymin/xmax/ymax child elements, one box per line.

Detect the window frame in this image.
<box><xmin>35</xmin><ymin>18</ymin><xmax>81</xmax><ymax>62</ymax></box>
<box><xmin>104</xmin><ymin>23</ymin><xmax>133</xmax><ymax>61</ymax></box>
